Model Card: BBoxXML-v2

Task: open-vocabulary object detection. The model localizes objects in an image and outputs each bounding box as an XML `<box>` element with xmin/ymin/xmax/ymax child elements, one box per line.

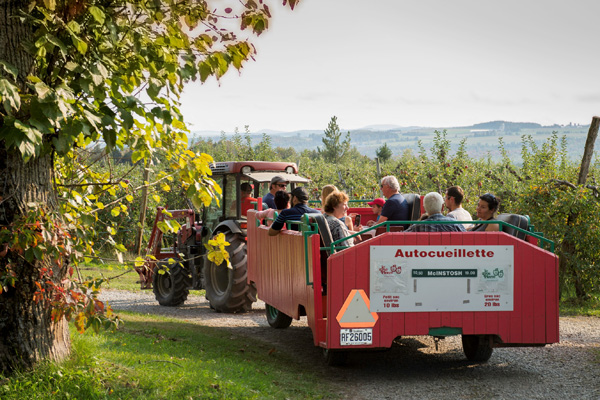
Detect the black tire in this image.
<box><xmin>462</xmin><ymin>334</ymin><xmax>494</xmax><ymax>362</ymax></box>
<box><xmin>203</xmin><ymin>232</ymin><xmax>257</xmax><ymax>313</ymax></box>
<box><xmin>322</xmin><ymin>348</ymin><xmax>348</xmax><ymax>367</ymax></box>
<box><xmin>265</xmin><ymin>304</ymin><xmax>293</xmax><ymax>329</ymax></box>
<box><xmin>152</xmin><ymin>260</ymin><xmax>191</xmax><ymax>306</ymax></box>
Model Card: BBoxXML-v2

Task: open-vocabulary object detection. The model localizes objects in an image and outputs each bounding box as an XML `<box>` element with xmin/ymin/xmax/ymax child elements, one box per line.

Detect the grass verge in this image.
<box><xmin>559</xmin><ymin>292</ymin><xmax>600</xmax><ymax>317</ymax></box>
<box><xmin>0</xmin><ymin>312</ymin><xmax>336</xmax><ymax>400</ymax></box>
<box><xmin>77</xmin><ymin>262</ymin><xmax>204</xmax><ymax>296</ymax></box>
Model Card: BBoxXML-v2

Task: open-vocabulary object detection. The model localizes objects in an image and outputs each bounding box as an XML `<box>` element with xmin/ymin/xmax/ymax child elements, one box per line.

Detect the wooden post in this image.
<box><xmin>577</xmin><ymin>116</ymin><xmax>600</xmax><ymax>185</ymax></box>
<box><xmin>135</xmin><ymin>166</ymin><xmax>151</xmax><ymax>256</ymax></box>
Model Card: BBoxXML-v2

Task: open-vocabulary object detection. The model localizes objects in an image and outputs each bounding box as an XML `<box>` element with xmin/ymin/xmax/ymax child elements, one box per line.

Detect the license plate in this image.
<box><xmin>340</xmin><ymin>328</ymin><xmax>373</xmax><ymax>346</ymax></box>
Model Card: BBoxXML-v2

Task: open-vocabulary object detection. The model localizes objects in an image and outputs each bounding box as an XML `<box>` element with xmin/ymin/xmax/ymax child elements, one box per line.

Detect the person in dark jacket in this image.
<box><xmin>269</xmin><ymin>187</ymin><xmax>319</xmax><ymax>235</ymax></box>
<box><xmin>378</xmin><ymin>175</ymin><xmax>410</xmax><ymax>229</ymax></box>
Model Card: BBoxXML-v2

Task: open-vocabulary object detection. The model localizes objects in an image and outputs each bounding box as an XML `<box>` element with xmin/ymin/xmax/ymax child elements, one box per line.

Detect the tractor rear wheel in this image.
<box><xmin>462</xmin><ymin>334</ymin><xmax>494</xmax><ymax>362</ymax></box>
<box><xmin>152</xmin><ymin>260</ymin><xmax>191</xmax><ymax>306</ymax></box>
<box><xmin>203</xmin><ymin>232</ymin><xmax>257</xmax><ymax>313</ymax></box>
<box><xmin>265</xmin><ymin>304</ymin><xmax>293</xmax><ymax>329</ymax></box>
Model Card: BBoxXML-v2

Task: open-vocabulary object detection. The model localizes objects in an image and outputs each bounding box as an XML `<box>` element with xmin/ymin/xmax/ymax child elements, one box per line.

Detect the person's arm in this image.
<box><xmin>344</xmin><ymin>215</ymin><xmax>354</xmax><ymax>231</ymax></box>
<box><xmin>485</xmin><ymin>222</ymin><xmax>500</xmax><ymax>232</ymax></box>
<box><xmin>378</xmin><ymin>215</ymin><xmax>389</xmax><ymax>223</ymax></box>
<box><xmin>269</xmin><ymin>210</ymin><xmax>286</xmax><ymax>235</ymax></box>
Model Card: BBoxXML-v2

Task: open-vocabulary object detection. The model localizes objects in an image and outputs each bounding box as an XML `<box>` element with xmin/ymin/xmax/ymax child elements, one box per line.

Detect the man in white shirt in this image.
<box><xmin>445</xmin><ymin>186</ymin><xmax>473</xmax><ymax>230</ymax></box>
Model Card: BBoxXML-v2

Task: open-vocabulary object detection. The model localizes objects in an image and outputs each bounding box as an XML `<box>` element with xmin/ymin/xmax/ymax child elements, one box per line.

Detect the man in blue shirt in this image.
<box><xmin>262</xmin><ymin>175</ymin><xmax>289</xmax><ymax>209</ymax></box>
<box><xmin>405</xmin><ymin>192</ymin><xmax>466</xmax><ymax>232</ymax></box>
<box><xmin>378</xmin><ymin>175</ymin><xmax>410</xmax><ymax>228</ymax></box>
<box><xmin>269</xmin><ymin>187</ymin><xmax>319</xmax><ymax>235</ymax></box>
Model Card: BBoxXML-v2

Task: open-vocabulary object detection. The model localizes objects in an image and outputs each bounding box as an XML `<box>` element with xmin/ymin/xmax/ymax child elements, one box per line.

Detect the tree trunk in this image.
<box><xmin>0</xmin><ymin>1</ymin><xmax>71</xmax><ymax>373</ymax></box>
<box><xmin>577</xmin><ymin>116</ymin><xmax>600</xmax><ymax>185</ymax></box>
<box><xmin>0</xmin><ymin>149</ymin><xmax>71</xmax><ymax>374</ymax></box>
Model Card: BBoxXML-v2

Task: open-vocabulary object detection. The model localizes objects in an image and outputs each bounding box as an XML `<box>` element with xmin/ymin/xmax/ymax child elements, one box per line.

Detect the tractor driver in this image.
<box><xmin>239</xmin><ymin>182</ymin><xmax>257</xmax><ymax>217</ymax></box>
<box><xmin>269</xmin><ymin>187</ymin><xmax>319</xmax><ymax>235</ymax></box>
<box><xmin>263</xmin><ymin>175</ymin><xmax>289</xmax><ymax>209</ymax></box>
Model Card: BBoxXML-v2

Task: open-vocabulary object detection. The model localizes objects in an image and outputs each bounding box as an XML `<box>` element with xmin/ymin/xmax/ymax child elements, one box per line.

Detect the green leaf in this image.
<box><xmin>72</xmin><ymin>35</ymin><xmax>88</xmax><ymax>55</ymax></box>
<box><xmin>33</xmin><ymin>246</ymin><xmax>43</xmax><ymax>260</ymax></box>
<box><xmin>0</xmin><ymin>61</ymin><xmax>18</xmax><ymax>79</ymax></box>
<box><xmin>199</xmin><ymin>62</ymin><xmax>212</xmax><ymax>83</ymax></box>
<box><xmin>46</xmin><ymin>34</ymin><xmax>68</xmax><ymax>58</ymax></box>
<box><xmin>0</xmin><ymin>78</ymin><xmax>21</xmax><ymax>113</ymax></box>
<box><xmin>88</xmin><ymin>6</ymin><xmax>106</xmax><ymax>24</ymax></box>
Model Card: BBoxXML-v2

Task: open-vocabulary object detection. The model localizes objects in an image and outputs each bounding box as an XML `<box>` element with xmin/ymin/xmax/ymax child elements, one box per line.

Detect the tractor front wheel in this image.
<box><xmin>461</xmin><ymin>334</ymin><xmax>494</xmax><ymax>362</ymax></box>
<box><xmin>152</xmin><ymin>260</ymin><xmax>191</xmax><ymax>306</ymax></box>
<box><xmin>265</xmin><ymin>304</ymin><xmax>293</xmax><ymax>329</ymax></box>
<box><xmin>203</xmin><ymin>232</ymin><xmax>257</xmax><ymax>313</ymax></box>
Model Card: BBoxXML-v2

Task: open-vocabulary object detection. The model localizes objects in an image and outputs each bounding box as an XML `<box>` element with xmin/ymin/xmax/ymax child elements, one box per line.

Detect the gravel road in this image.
<box><xmin>100</xmin><ymin>290</ymin><xmax>600</xmax><ymax>400</ymax></box>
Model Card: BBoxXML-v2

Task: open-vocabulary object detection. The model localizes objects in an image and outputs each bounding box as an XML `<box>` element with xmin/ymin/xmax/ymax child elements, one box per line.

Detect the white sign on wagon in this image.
<box><xmin>369</xmin><ymin>245</ymin><xmax>514</xmax><ymax>312</ymax></box>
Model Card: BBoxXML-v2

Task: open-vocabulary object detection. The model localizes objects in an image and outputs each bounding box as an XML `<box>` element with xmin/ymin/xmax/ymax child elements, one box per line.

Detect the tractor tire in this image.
<box><xmin>152</xmin><ymin>260</ymin><xmax>191</xmax><ymax>306</ymax></box>
<box><xmin>265</xmin><ymin>304</ymin><xmax>293</xmax><ymax>329</ymax></box>
<box><xmin>322</xmin><ymin>348</ymin><xmax>348</xmax><ymax>367</ymax></box>
<box><xmin>203</xmin><ymin>232</ymin><xmax>257</xmax><ymax>313</ymax></box>
<box><xmin>462</xmin><ymin>334</ymin><xmax>494</xmax><ymax>362</ymax></box>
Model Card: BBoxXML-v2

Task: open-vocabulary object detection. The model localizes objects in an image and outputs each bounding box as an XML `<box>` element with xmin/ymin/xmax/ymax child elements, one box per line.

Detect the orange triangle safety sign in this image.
<box><xmin>336</xmin><ymin>289</ymin><xmax>379</xmax><ymax>328</ymax></box>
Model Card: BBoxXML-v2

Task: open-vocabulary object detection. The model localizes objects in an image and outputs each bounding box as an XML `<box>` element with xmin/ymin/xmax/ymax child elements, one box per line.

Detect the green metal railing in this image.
<box><xmin>254</xmin><ymin>213</ymin><xmax>555</xmax><ymax>289</ymax></box>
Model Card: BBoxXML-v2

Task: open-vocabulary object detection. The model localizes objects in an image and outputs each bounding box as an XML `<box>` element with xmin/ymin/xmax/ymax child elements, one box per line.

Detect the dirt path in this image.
<box><xmin>101</xmin><ymin>290</ymin><xmax>600</xmax><ymax>399</ymax></box>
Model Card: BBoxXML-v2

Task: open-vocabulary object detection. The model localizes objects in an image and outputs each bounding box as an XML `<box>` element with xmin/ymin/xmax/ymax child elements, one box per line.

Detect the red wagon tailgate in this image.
<box><xmin>326</xmin><ymin>231</ymin><xmax>559</xmax><ymax>350</ymax></box>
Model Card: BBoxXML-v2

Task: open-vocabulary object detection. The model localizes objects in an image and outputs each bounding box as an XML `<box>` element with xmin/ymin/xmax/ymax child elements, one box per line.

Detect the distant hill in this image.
<box><xmin>191</xmin><ymin>120</ymin><xmax>591</xmax><ymax>161</ymax></box>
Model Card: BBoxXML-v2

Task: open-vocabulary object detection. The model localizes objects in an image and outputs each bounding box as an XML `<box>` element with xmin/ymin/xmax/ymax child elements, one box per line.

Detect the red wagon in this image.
<box><xmin>247</xmin><ymin>209</ymin><xmax>559</xmax><ymax>365</ymax></box>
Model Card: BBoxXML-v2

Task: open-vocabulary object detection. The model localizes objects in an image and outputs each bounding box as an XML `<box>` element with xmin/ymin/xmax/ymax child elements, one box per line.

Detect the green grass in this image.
<box><xmin>77</xmin><ymin>262</ymin><xmax>205</xmax><ymax>296</ymax></box>
<box><xmin>0</xmin><ymin>312</ymin><xmax>336</xmax><ymax>400</ymax></box>
<box><xmin>559</xmin><ymin>292</ymin><xmax>600</xmax><ymax>317</ymax></box>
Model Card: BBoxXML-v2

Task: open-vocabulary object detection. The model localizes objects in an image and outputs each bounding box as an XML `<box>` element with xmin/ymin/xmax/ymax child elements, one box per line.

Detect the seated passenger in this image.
<box><xmin>255</xmin><ymin>190</ymin><xmax>290</xmax><ymax>226</ymax></box>
<box><xmin>445</xmin><ymin>185</ymin><xmax>473</xmax><ymax>230</ymax></box>
<box><xmin>378</xmin><ymin>175</ymin><xmax>410</xmax><ymax>229</ymax></box>
<box><xmin>269</xmin><ymin>187</ymin><xmax>319</xmax><ymax>235</ymax></box>
<box><xmin>239</xmin><ymin>182</ymin><xmax>257</xmax><ymax>217</ymax></box>
<box><xmin>405</xmin><ymin>192</ymin><xmax>466</xmax><ymax>232</ymax></box>
<box><xmin>322</xmin><ymin>190</ymin><xmax>355</xmax><ymax>248</ymax></box>
<box><xmin>320</xmin><ymin>184</ymin><xmax>338</xmax><ymax>209</ymax></box>
<box><xmin>262</xmin><ymin>176</ymin><xmax>288</xmax><ymax>209</ymax></box>
<box><xmin>321</xmin><ymin>184</ymin><xmax>356</xmax><ymax>231</ymax></box>
<box><xmin>469</xmin><ymin>193</ymin><xmax>500</xmax><ymax>232</ymax></box>
<box><xmin>366</xmin><ymin>198</ymin><xmax>385</xmax><ymax>227</ymax></box>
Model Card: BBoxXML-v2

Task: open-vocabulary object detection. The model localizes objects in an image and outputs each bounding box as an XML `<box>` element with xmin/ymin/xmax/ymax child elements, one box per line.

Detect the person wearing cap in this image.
<box><xmin>366</xmin><ymin>198</ymin><xmax>385</xmax><ymax>227</ymax></box>
<box><xmin>269</xmin><ymin>187</ymin><xmax>319</xmax><ymax>235</ymax></box>
<box><xmin>378</xmin><ymin>175</ymin><xmax>410</xmax><ymax>229</ymax></box>
<box><xmin>444</xmin><ymin>186</ymin><xmax>473</xmax><ymax>230</ymax></box>
<box><xmin>404</xmin><ymin>192</ymin><xmax>466</xmax><ymax>233</ymax></box>
<box><xmin>263</xmin><ymin>175</ymin><xmax>289</xmax><ymax>209</ymax></box>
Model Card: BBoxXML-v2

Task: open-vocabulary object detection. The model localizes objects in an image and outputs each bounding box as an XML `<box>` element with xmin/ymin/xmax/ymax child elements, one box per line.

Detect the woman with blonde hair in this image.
<box><xmin>323</xmin><ymin>190</ymin><xmax>355</xmax><ymax>248</ymax></box>
<box><xmin>320</xmin><ymin>184</ymin><xmax>338</xmax><ymax>209</ymax></box>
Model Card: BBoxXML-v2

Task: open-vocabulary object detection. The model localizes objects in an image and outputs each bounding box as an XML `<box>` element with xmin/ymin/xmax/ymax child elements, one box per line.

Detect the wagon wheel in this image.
<box><xmin>265</xmin><ymin>304</ymin><xmax>293</xmax><ymax>329</ymax></box>
<box><xmin>462</xmin><ymin>334</ymin><xmax>494</xmax><ymax>362</ymax></box>
<box><xmin>322</xmin><ymin>348</ymin><xmax>348</xmax><ymax>367</ymax></box>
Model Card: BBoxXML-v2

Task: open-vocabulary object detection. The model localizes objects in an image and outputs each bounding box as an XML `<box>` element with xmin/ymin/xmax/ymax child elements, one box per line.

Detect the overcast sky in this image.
<box><xmin>179</xmin><ymin>0</ymin><xmax>600</xmax><ymax>133</ymax></box>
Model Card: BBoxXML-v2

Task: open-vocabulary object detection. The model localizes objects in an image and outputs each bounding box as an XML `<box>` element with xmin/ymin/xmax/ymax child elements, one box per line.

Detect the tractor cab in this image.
<box><xmin>202</xmin><ymin>162</ymin><xmax>310</xmax><ymax>233</ymax></box>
